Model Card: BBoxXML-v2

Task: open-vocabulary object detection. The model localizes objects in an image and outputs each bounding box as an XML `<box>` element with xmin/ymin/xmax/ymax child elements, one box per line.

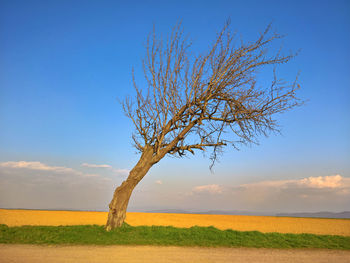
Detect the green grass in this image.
<box><xmin>0</xmin><ymin>224</ymin><xmax>349</xmax><ymax>249</ymax></box>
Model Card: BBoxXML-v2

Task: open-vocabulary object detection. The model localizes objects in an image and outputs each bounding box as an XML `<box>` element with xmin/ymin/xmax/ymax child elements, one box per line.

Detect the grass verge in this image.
<box><xmin>0</xmin><ymin>224</ymin><xmax>349</xmax><ymax>249</ymax></box>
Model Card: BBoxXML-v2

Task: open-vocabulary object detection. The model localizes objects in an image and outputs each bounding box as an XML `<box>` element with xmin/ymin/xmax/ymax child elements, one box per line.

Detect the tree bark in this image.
<box><xmin>105</xmin><ymin>147</ymin><xmax>154</xmax><ymax>231</ymax></box>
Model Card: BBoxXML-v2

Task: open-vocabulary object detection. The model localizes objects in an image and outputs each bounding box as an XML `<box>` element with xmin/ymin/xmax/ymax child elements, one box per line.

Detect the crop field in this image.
<box><xmin>1</xmin><ymin>209</ymin><xmax>349</xmax><ymax>236</ymax></box>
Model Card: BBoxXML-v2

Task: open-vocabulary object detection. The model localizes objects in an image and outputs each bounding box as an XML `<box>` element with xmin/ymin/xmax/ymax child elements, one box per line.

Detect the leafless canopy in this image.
<box><xmin>123</xmin><ymin>22</ymin><xmax>301</xmax><ymax>168</ymax></box>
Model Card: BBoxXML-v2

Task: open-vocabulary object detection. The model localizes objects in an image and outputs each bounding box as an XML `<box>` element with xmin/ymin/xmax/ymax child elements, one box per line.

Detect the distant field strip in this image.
<box><xmin>0</xmin><ymin>209</ymin><xmax>349</xmax><ymax>236</ymax></box>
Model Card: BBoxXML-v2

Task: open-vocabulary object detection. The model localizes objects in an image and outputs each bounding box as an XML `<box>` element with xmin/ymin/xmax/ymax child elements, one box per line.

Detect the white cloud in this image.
<box><xmin>298</xmin><ymin>175</ymin><xmax>343</xmax><ymax>188</ymax></box>
<box><xmin>0</xmin><ymin>161</ymin><xmax>81</xmax><ymax>175</ymax></box>
<box><xmin>0</xmin><ymin>168</ymin><xmax>116</xmax><ymax>211</ymax></box>
<box><xmin>81</xmin><ymin>163</ymin><xmax>112</xmax><ymax>168</ymax></box>
<box><xmin>0</xmin><ymin>160</ymin><xmax>130</xmax><ymax>179</ymax></box>
<box><xmin>228</xmin><ymin>174</ymin><xmax>350</xmax><ymax>211</ymax></box>
<box><xmin>84</xmin><ymin>174</ymin><xmax>100</xmax><ymax>177</ymax></box>
<box><xmin>2</xmin><ymin>161</ymin><xmax>349</xmax><ymax>213</ymax></box>
<box><xmin>192</xmin><ymin>184</ymin><xmax>223</xmax><ymax>194</ymax></box>
<box><xmin>181</xmin><ymin>175</ymin><xmax>350</xmax><ymax>212</ymax></box>
<box><xmin>241</xmin><ymin>174</ymin><xmax>349</xmax><ymax>190</ymax></box>
<box><xmin>113</xmin><ymin>168</ymin><xmax>130</xmax><ymax>176</ymax></box>
<box><xmin>80</xmin><ymin>162</ymin><xmax>129</xmax><ymax>177</ymax></box>
<box><xmin>155</xmin><ymin>180</ymin><xmax>162</xmax><ymax>185</ymax></box>
<box><xmin>0</xmin><ymin>161</ymin><xmax>133</xmax><ymax>210</ymax></box>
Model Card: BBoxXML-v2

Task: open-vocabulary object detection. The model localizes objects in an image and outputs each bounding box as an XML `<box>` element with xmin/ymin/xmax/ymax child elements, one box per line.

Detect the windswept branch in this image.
<box><xmin>122</xmin><ymin>21</ymin><xmax>302</xmax><ymax>167</ymax></box>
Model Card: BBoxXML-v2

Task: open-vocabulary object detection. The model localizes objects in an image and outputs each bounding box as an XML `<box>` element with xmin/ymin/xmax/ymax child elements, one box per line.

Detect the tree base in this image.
<box><xmin>105</xmin><ymin>208</ymin><xmax>126</xmax><ymax>231</ymax></box>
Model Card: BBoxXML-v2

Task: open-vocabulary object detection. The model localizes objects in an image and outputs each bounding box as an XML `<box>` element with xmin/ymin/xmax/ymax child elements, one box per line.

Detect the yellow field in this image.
<box><xmin>0</xmin><ymin>209</ymin><xmax>349</xmax><ymax>236</ymax></box>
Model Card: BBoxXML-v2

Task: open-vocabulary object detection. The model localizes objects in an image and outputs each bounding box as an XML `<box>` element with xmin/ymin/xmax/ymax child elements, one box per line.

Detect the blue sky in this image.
<box><xmin>0</xmin><ymin>0</ymin><xmax>349</xmax><ymax>213</ymax></box>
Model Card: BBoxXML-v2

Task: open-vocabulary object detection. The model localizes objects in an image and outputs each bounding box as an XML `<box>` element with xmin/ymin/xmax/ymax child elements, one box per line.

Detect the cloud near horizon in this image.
<box><xmin>188</xmin><ymin>175</ymin><xmax>350</xmax><ymax>211</ymax></box>
<box><xmin>0</xmin><ymin>160</ymin><xmax>117</xmax><ymax>210</ymax></box>
<box><xmin>81</xmin><ymin>163</ymin><xmax>112</xmax><ymax>169</ymax></box>
<box><xmin>192</xmin><ymin>184</ymin><xmax>223</xmax><ymax>194</ymax></box>
<box><xmin>0</xmin><ymin>161</ymin><xmax>130</xmax><ymax>177</ymax></box>
<box><xmin>113</xmin><ymin>169</ymin><xmax>130</xmax><ymax>175</ymax></box>
<box><xmin>1</xmin><ymin>161</ymin><xmax>349</xmax><ymax>212</ymax></box>
<box><xmin>81</xmin><ymin>162</ymin><xmax>129</xmax><ymax>176</ymax></box>
<box><xmin>0</xmin><ymin>161</ymin><xmax>85</xmax><ymax>176</ymax></box>
<box><xmin>299</xmin><ymin>175</ymin><xmax>343</xmax><ymax>188</ymax></box>
<box><xmin>239</xmin><ymin>174</ymin><xmax>349</xmax><ymax>190</ymax></box>
<box><xmin>190</xmin><ymin>175</ymin><xmax>350</xmax><ymax>195</ymax></box>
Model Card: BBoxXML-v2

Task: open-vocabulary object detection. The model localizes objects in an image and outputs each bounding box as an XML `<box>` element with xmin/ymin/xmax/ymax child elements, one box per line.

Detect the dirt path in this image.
<box><xmin>1</xmin><ymin>244</ymin><xmax>350</xmax><ymax>263</ymax></box>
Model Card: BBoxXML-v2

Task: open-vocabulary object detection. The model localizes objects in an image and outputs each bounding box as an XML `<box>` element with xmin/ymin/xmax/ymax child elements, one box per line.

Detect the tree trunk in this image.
<box><xmin>105</xmin><ymin>147</ymin><xmax>154</xmax><ymax>231</ymax></box>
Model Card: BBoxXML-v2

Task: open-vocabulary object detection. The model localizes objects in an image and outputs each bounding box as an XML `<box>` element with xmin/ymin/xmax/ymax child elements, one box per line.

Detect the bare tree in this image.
<box><xmin>105</xmin><ymin>22</ymin><xmax>302</xmax><ymax>231</ymax></box>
